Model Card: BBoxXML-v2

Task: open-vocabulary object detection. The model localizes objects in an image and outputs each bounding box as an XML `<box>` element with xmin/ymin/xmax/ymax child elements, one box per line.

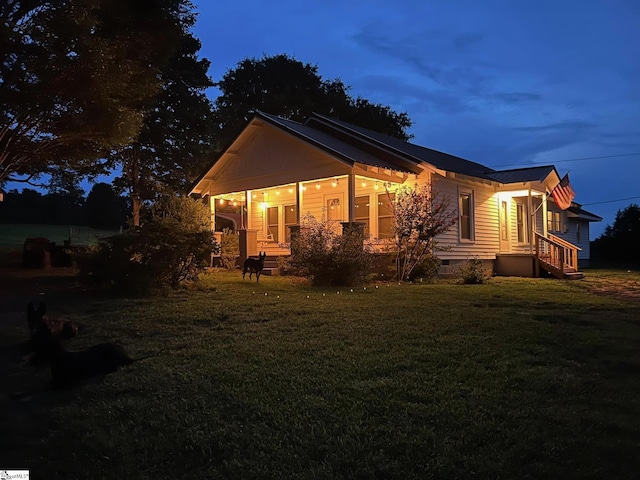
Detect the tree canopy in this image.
<box><xmin>212</xmin><ymin>54</ymin><xmax>413</xmax><ymax>149</ymax></box>
<box><xmin>0</xmin><ymin>0</ymin><xmax>193</xmax><ymax>186</ymax></box>
<box><xmin>106</xmin><ymin>16</ymin><xmax>215</xmax><ymax>226</ymax></box>
<box><xmin>592</xmin><ymin>203</ymin><xmax>640</xmax><ymax>265</ymax></box>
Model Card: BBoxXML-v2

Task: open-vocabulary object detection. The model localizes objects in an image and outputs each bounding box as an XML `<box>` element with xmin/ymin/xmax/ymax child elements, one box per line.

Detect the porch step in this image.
<box><xmin>564</xmin><ymin>271</ymin><xmax>584</xmax><ymax>280</ymax></box>
<box><xmin>262</xmin><ymin>267</ymin><xmax>281</xmax><ymax>276</ymax></box>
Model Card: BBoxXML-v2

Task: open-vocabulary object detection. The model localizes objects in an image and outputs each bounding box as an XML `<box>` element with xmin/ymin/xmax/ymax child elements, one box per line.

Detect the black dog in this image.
<box><xmin>242</xmin><ymin>252</ymin><xmax>266</xmax><ymax>282</ymax></box>
<box><xmin>27</xmin><ymin>301</ymin><xmax>78</xmax><ymax>339</ymax></box>
<box><xmin>26</xmin><ymin>302</ymin><xmax>142</xmax><ymax>388</ymax></box>
<box><xmin>43</xmin><ymin>338</ymin><xmax>135</xmax><ymax>389</ymax></box>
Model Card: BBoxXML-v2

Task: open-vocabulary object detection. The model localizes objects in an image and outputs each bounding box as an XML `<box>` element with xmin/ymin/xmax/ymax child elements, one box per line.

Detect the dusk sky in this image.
<box><xmin>193</xmin><ymin>0</ymin><xmax>640</xmax><ymax>239</ymax></box>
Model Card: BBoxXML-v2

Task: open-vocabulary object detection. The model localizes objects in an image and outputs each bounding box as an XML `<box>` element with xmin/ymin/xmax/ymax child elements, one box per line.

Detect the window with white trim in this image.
<box><xmin>458</xmin><ymin>188</ymin><xmax>474</xmax><ymax>241</ymax></box>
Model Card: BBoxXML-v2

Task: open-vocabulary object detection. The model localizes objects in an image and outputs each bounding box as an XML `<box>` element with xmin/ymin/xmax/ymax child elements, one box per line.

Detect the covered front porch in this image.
<box><xmin>209</xmin><ymin>170</ymin><xmax>410</xmax><ymax>261</ymax></box>
<box><xmin>493</xmin><ymin>187</ymin><xmax>582</xmax><ymax>279</ymax></box>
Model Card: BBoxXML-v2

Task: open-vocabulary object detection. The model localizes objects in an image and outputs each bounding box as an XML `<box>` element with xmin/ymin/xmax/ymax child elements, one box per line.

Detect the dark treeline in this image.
<box><xmin>0</xmin><ymin>183</ymin><xmax>128</xmax><ymax>230</ymax></box>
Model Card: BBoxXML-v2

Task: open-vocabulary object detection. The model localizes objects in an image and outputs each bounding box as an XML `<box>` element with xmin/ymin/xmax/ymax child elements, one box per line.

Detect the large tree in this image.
<box><xmin>108</xmin><ymin>27</ymin><xmax>215</xmax><ymax>226</ymax></box>
<box><xmin>0</xmin><ymin>0</ymin><xmax>189</xmax><ymax>186</ymax></box>
<box><xmin>213</xmin><ymin>54</ymin><xmax>413</xmax><ymax>149</ymax></box>
<box><xmin>592</xmin><ymin>204</ymin><xmax>640</xmax><ymax>265</ymax></box>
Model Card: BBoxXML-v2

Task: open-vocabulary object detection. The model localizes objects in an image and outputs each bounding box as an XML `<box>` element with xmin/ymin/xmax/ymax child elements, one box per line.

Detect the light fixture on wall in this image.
<box><xmin>361</xmin><ymin>179</ymin><xmax>367</xmax><ymax>188</ymax></box>
<box><xmin>316</xmin><ymin>182</ymin><xmax>321</xmax><ymax>190</ymax></box>
<box><xmin>275</xmin><ymin>188</ymin><xmax>280</xmax><ymax>195</ymax></box>
<box><xmin>288</xmin><ymin>185</ymin><xmax>294</xmax><ymax>193</ymax></box>
<box><xmin>219</xmin><ymin>198</ymin><xmax>225</xmax><ymax>205</ymax></box>
<box><xmin>302</xmin><ymin>184</ymin><xmax>307</xmax><ymax>191</ymax></box>
<box><xmin>374</xmin><ymin>181</ymin><xmax>379</xmax><ymax>190</ymax></box>
<box><xmin>252</xmin><ymin>193</ymin><xmax>257</xmax><ymax>199</ymax></box>
<box><xmin>331</xmin><ymin>178</ymin><xmax>338</xmax><ymax>187</ymax></box>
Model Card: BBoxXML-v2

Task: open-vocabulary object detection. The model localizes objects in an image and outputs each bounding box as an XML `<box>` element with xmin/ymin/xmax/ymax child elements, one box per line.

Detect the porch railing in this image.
<box><xmin>534</xmin><ymin>232</ymin><xmax>581</xmax><ymax>278</ymax></box>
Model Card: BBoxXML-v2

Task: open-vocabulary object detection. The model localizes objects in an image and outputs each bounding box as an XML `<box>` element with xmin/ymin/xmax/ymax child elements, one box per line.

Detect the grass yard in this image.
<box><xmin>0</xmin><ymin>223</ymin><xmax>118</xmax><ymax>250</ymax></box>
<box><xmin>0</xmin><ymin>269</ymin><xmax>639</xmax><ymax>479</ymax></box>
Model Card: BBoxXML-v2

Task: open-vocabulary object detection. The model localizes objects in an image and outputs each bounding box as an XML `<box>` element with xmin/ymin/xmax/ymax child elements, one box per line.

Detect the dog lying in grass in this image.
<box><xmin>27</xmin><ymin>301</ymin><xmax>78</xmax><ymax>340</ymax></box>
<box><xmin>25</xmin><ymin>301</ymin><xmax>78</xmax><ymax>364</ymax></box>
<box><xmin>26</xmin><ymin>301</ymin><xmax>143</xmax><ymax>388</ymax></box>
<box><xmin>41</xmin><ymin>335</ymin><xmax>136</xmax><ymax>389</ymax></box>
<box><xmin>242</xmin><ymin>252</ymin><xmax>266</xmax><ymax>282</ymax></box>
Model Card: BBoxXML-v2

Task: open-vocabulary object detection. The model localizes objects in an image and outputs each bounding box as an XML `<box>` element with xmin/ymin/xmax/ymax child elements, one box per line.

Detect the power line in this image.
<box><xmin>488</xmin><ymin>152</ymin><xmax>640</xmax><ymax>169</ymax></box>
<box><xmin>582</xmin><ymin>196</ymin><xmax>640</xmax><ymax>206</ymax></box>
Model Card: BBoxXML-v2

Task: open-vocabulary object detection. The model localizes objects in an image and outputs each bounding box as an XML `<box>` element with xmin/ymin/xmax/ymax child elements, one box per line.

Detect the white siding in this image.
<box><xmin>432</xmin><ymin>176</ymin><xmax>499</xmax><ymax>260</ymax></box>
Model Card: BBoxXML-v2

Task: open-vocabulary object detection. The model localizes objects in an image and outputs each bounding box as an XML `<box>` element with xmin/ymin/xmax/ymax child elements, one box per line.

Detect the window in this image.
<box><xmin>267</xmin><ymin>206</ymin><xmax>279</xmax><ymax>242</ymax></box>
<box><xmin>516</xmin><ymin>203</ymin><xmax>527</xmax><ymax>243</ymax></box>
<box><xmin>459</xmin><ymin>190</ymin><xmax>474</xmax><ymax>241</ymax></box>
<box><xmin>355</xmin><ymin>195</ymin><xmax>370</xmax><ymax>236</ymax></box>
<box><xmin>377</xmin><ymin>192</ymin><xmax>395</xmax><ymax>239</ymax></box>
<box><xmin>547</xmin><ymin>211</ymin><xmax>562</xmax><ymax>233</ymax></box>
<box><xmin>284</xmin><ymin>204</ymin><xmax>297</xmax><ymax>242</ymax></box>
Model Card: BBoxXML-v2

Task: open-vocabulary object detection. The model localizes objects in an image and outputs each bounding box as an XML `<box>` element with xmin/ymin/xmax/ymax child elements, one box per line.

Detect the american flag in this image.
<box><xmin>551</xmin><ymin>174</ymin><xmax>576</xmax><ymax>210</ymax></box>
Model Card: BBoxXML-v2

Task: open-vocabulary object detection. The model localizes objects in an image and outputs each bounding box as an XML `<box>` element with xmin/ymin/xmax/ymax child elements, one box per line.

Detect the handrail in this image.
<box><xmin>548</xmin><ymin>233</ymin><xmax>582</xmax><ymax>251</ymax></box>
<box><xmin>534</xmin><ymin>232</ymin><xmax>580</xmax><ymax>277</ymax></box>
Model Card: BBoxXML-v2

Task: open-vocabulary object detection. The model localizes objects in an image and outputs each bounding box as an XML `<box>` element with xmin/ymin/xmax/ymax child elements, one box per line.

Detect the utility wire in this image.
<box><xmin>488</xmin><ymin>152</ymin><xmax>640</xmax><ymax>169</ymax></box>
<box><xmin>582</xmin><ymin>196</ymin><xmax>640</xmax><ymax>206</ymax></box>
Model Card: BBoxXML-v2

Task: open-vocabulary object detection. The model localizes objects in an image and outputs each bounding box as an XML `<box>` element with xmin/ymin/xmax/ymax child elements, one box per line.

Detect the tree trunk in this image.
<box><xmin>130</xmin><ymin>143</ymin><xmax>141</xmax><ymax>227</ymax></box>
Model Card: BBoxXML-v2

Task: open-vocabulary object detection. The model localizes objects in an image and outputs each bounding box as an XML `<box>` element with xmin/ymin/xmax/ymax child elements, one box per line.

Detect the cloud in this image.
<box><xmin>512</xmin><ymin>121</ymin><xmax>596</xmax><ymax>134</ymax></box>
<box><xmin>491</xmin><ymin>92</ymin><xmax>542</xmax><ymax>104</ymax></box>
<box><xmin>453</xmin><ymin>32</ymin><xmax>484</xmax><ymax>50</ymax></box>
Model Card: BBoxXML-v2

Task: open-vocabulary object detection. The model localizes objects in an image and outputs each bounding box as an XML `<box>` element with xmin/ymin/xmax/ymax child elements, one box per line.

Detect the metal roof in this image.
<box><xmin>486</xmin><ymin>165</ymin><xmax>557</xmax><ymax>184</ymax></box>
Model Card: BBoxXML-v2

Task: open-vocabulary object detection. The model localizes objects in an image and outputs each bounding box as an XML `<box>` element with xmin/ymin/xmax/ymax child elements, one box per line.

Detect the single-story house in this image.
<box><xmin>190</xmin><ymin>112</ymin><xmax>602</xmax><ymax>278</ymax></box>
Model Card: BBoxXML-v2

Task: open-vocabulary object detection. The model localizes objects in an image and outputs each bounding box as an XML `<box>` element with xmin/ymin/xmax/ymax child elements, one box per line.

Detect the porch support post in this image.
<box><xmin>246</xmin><ymin>190</ymin><xmax>252</xmax><ymax>230</ymax></box>
<box><xmin>347</xmin><ymin>172</ymin><xmax>356</xmax><ymax>223</ymax></box>
<box><xmin>528</xmin><ymin>186</ymin><xmax>533</xmax><ymax>254</ymax></box>
<box><xmin>542</xmin><ymin>193</ymin><xmax>548</xmax><ymax>237</ymax></box>
<box><xmin>239</xmin><ymin>229</ymin><xmax>258</xmax><ymax>265</ymax></box>
<box><xmin>296</xmin><ymin>182</ymin><xmax>301</xmax><ymax>223</ymax></box>
<box><xmin>209</xmin><ymin>195</ymin><xmax>216</xmax><ymax>232</ymax></box>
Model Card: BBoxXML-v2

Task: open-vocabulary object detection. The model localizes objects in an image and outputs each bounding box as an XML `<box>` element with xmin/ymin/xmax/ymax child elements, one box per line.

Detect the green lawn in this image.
<box><xmin>0</xmin><ymin>223</ymin><xmax>118</xmax><ymax>249</ymax></box>
<box><xmin>1</xmin><ymin>270</ymin><xmax>639</xmax><ymax>479</ymax></box>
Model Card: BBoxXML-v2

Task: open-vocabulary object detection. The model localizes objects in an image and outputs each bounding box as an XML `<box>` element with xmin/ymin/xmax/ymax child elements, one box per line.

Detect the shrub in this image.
<box><xmin>385</xmin><ymin>183</ymin><xmax>457</xmax><ymax>281</ymax></box>
<box><xmin>406</xmin><ymin>253</ymin><xmax>440</xmax><ymax>282</ymax></box>
<box><xmin>77</xmin><ymin>196</ymin><xmax>216</xmax><ymax>295</ymax></box>
<box><xmin>286</xmin><ymin>215</ymin><xmax>372</xmax><ymax>286</ymax></box>
<box><xmin>458</xmin><ymin>256</ymin><xmax>490</xmax><ymax>284</ymax></box>
<box><xmin>219</xmin><ymin>228</ymin><xmax>239</xmax><ymax>270</ymax></box>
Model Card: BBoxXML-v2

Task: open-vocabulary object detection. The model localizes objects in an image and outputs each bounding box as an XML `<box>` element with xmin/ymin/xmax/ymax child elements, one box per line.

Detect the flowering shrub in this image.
<box><xmin>286</xmin><ymin>215</ymin><xmax>372</xmax><ymax>286</ymax></box>
<box><xmin>386</xmin><ymin>182</ymin><xmax>457</xmax><ymax>281</ymax></box>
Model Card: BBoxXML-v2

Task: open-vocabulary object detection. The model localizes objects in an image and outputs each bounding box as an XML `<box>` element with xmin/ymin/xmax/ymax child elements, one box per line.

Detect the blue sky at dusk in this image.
<box><xmin>193</xmin><ymin>0</ymin><xmax>640</xmax><ymax>239</ymax></box>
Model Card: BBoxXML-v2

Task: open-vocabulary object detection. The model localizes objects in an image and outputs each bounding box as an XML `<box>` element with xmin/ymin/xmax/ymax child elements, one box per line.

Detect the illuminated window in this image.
<box><xmin>355</xmin><ymin>195</ymin><xmax>370</xmax><ymax>236</ymax></box>
<box><xmin>547</xmin><ymin>211</ymin><xmax>562</xmax><ymax>232</ymax></box>
<box><xmin>284</xmin><ymin>204</ymin><xmax>297</xmax><ymax>242</ymax></box>
<box><xmin>377</xmin><ymin>192</ymin><xmax>395</xmax><ymax>239</ymax></box>
<box><xmin>459</xmin><ymin>189</ymin><xmax>474</xmax><ymax>241</ymax></box>
<box><xmin>267</xmin><ymin>207</ymin><xmax>279</xmax><ymax>242</ymax></box>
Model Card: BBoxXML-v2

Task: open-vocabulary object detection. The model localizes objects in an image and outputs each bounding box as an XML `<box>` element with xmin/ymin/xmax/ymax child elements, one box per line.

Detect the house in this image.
<box><xmin>190</xmin><ymin>112</ymin><xmax>602</xmax><ymax>278</ymax></box>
